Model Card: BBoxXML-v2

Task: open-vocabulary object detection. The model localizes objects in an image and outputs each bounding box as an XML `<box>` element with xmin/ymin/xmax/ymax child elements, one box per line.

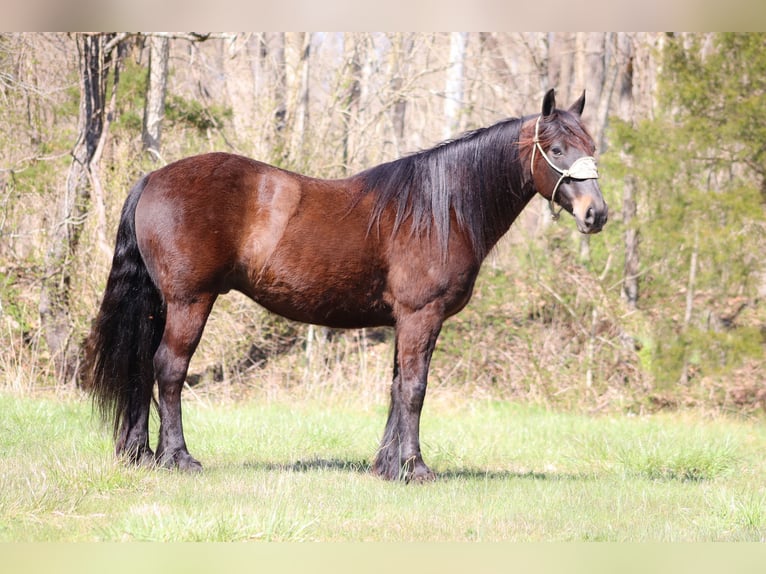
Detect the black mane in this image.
<box><xmin>358</xmin><ymin>116</ymin><xmax>533</xmax><ymax>260</ymax></box>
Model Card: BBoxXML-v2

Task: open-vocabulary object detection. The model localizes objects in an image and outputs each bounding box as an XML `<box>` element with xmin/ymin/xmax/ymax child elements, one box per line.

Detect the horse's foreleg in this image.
<box><xmin>154</xmin><ymin>296</ymin><xmax>215</xmax><ymax>471</ymax></box>
<box><xmin>373</xmin><ymin>308</ymin><xmax>442</xmax><ymax>482</ymax></box>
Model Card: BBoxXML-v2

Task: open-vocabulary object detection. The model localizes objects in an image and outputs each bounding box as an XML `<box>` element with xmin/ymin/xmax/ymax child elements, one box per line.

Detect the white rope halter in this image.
<box><xmin>531</xmin><ymin>115</ymin><xmax>599</xmax><ymax>220</ymax></box>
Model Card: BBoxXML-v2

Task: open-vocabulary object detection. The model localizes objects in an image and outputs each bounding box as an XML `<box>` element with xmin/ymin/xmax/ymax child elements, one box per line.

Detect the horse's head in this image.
<box><xmin>528</xmin><ymin>89</ymin><xmax>608</xmax><ymax>234</ymax></box>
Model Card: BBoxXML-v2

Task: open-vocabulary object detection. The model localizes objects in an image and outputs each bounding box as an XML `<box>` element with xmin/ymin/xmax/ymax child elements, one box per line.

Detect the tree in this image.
<box><xmin>288</xmin><ymin>32</ymin><xmax>312</xmax><ymax>162</ymax></box>
<box><xmin>616</xmin><ymin>33</ymin><xmax>640</xmax><ymax>309</ymax></box>
<box><xmin>389</xmin><ymin>33</ymin><xmax>415</xmax><ymax>153</ymax></box>
<box><xmin>268</xmin><ymin>33</ymin><xmax>287</xmax><ymax>140</ymax></box>
<box><xmin>611</xmin><ymin>32</ymin><xmax>766</xmax><ymax>386</ymax></box>
<box><xmin>39</xmin><ymin>32</ymin><xmax>124</xmax><ymax>381</ymax></box>
<box><xmin>443</xmin><ymin>32</ymin><xmax>468</xmax><ymax>139</ymax></box>
<box><xmin>340</xmin><ymin>33</ymin><xmax>362</xmax><ymax>172</ymax></box>
<box><xmin>142</xmin><ymin>34</ymin><xmax>170</xmax><ymax>160</ymax></box>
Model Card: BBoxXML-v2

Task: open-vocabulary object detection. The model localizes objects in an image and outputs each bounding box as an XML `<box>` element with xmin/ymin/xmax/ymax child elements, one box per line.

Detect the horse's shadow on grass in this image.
<box><xmin>244</xmin><ymin>458</ymin><xmax>370</xmax><ymax>474</ymax></box>
<box><xmin>242</xmin><ymin>458</ymin><xmax>590</xmax><ymax>482</ymax></box>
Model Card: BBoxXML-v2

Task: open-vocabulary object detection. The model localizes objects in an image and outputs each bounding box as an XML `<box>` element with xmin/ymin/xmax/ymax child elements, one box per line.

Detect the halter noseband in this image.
<box><xmin>530</xmin><ymin>115</ymin><xmax>599</xmax><ymax>220</ymax></box>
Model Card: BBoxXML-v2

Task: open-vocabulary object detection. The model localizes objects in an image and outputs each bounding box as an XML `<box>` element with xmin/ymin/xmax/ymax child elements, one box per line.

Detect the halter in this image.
<box><xmin>531</xmin><ymin>115</ymin><xmax>599</xmax><ymax>220</ymax></box>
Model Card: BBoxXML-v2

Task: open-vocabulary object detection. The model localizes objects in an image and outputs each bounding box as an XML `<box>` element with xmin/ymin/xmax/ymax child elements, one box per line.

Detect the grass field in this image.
<box><xmin>2</xmin><ymin>388</ymin><xmax>766</xmax><ymax>542</ymax></box>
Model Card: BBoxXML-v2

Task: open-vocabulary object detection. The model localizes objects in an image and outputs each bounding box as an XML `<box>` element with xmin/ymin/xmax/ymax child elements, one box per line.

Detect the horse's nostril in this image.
<box><xmin>585</xmin><ymin>206</ymin><xmax>595</xmax><ymax>225</ymax></box>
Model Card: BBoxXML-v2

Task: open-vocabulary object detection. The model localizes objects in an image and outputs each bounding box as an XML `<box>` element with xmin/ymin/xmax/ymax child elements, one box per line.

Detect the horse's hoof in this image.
<box><xmin>156</xmin><ymin>450</ymin><xmax>203</xmax><ymax>472</ymax></box>
<box><xmin>177</xmin><ymin>455</ymin><xmax>203</xmax><ymax>473</ymax></box>
<box><xmin>137</xmin><ymin>450</ymin><xmax>157</xmax><ymax>468</ymax></box>
<box><xmin>118</xmin><ymin>443</ymin><xmax>155</xmax><ymax>467</ymax></box>
<box><xmin>371</xmin><ymin>457</ymin><xmax>435</xmax><ymax>483</ymax></box>
<box><xmin>408</xmin><ymin>465</ymin><xmax>437</xmax><ymax>483</ymax></box>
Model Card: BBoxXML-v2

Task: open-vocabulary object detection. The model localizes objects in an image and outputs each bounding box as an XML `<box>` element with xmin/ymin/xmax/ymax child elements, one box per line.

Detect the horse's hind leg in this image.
<box><xmin>116</xmin><ymin>388</ymin><xmax>155</xmax><ymax>466</ymax></box>
<box><xmin>154</xmin><ymin>295</ymin><xmax>215</xmax><ymax>471</ymax></box>
<box><xmin>113</xmin><ymin>317</ymin><xmax>163</xmax><ymax>467</ymax></box>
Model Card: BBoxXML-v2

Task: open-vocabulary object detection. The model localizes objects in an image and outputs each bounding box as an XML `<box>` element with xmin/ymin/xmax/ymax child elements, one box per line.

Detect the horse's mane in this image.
<box><xmin>357</xmin><ymin>117</ymin><xmax>528</xmax><ymax>260</ymax></box>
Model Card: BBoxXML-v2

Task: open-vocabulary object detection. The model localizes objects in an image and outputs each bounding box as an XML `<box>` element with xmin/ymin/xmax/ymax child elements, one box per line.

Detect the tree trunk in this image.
<box><xmin>390</xmin><ymin>33</ymin><xmax>415</xmax><ymax>154</ymax></box>
<box><xmin>617</xmin><ymin>33</ymin><xmax>640</xmax><ymax>310</ymax></box>
<box><xmin>533</xmin><ymin>33</ymin><xmax>550</xmax><ymax>94</ymax></box>
<box><xmin>289</xmin><ymin>32</ymin><xmax>312</xmax><ymax>160</ymax></box>
<box><xmin>679</xmin><ymin>228</ymin><xmax>699</xmax><ymax>385</ymax></box>
<box><xmin>443</xmin><ymin>32</ymin><xmax>468</xmax><ymax>139</ymax></box>
<box><xmin>478</xmin><ymin>32</ymin><xmax>512</xmax><ymax>82</ymax></box>
<box><xmin>142</xmin><ymin>34</ymin><xmax>170</xmax><ymax>160</ymax></box>
<box><xmin>341</xmin><ymin>33</ymin><xmax>362</xmax><ymax>173</ymax></box>
<box><xmin>683</xmin><ymin>229</ymin><xmax>699</xmax><ymax>329</ymax></box>
<box><xmin>272</xmin><ymin>33</ymin><xmax>287</xmax><ymax>137</ymax></box>
<box><xmin>249</xmin><ymin>33</ymin><xmax>265</xmax><ymax>100</ymax></box>
<box><xmin>40</xmin><ymin>33</ymin><xmax>120</xmax><ymax>382</ymax></box>
<box><xmin>622</xmin><ymin>174</ymin><xmax>639</xmax><ymax>308</ymax></box>
<box><xmin>258</xmin><ymin>33</ymin><xmax>287</xmax><ymax>163</ymax></box>
<box><xmin>547</xmin><ymin>33</ymin><xmax>575</xmax><ymax>104</ymax></box>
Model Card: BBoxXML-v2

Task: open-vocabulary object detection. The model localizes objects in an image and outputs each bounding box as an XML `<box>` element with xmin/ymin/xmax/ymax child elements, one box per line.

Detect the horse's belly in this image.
<box><xmin>242</xmin><ymin>262</ymin><xmax>394</xmax><ymax>329</ymax></box>
<box><xmin>255</xmin><ymin>288</ymin><xmax>394</xmax><ymax>329</ymax></box>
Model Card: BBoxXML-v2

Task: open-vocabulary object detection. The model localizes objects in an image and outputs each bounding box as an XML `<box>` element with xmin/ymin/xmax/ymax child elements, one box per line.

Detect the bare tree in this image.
<box><xmin>251</xmin><ymin>33</ymin><xmax>287</xmax><ymax>162</ymax></box>
<box><xmin>340</xmin><ymin>33</ymin><xmax>362</xmax><ymax>173</ymax></box>
<box><xmin>389</xmin><ymin>33</ymin><xmax>415</xmax><ymax>153</ymax></box>
<box><xmin>547</xmin><ymin>34</ymin><xmax>575</xmax><ymax>103</ymax></box>
<box><xmin>622</xmin><ymin>171</ymin><xmax>639</xmax><ymax>309</ymax></box>
<box><xmin>288</xmin><ymin>32</ymin><xmax>312</xmax><ymax>160</ymax></box>
<box><xmin>40</xmin><ymin>32</ymin><xmax>124</xmax><ymax>381</ymax></box>
<box><xmin>617</xmin><ymin>34</ymin><xmax>640</xmax><ymax>310</ymax></box>
<box><xmin>142</xmin><ymin>34</ymin><xmax>170</xmax><ymax>160</ymax></box>
<box><xmin>270</xmin><ymin>33</ymin><xmax>287</xmax><ymax>138</ymax></box>
<box><xmin>443</xmin><ymin>32</ymin><xmax>468</xmax><ymax>139</ymax></box>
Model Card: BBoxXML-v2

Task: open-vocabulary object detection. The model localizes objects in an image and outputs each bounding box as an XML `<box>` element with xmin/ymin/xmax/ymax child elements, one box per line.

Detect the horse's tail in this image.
<box><xmin>82</xmin><ymin>175</ymin><xmax>165</xmax><ymax>442</ymax></box>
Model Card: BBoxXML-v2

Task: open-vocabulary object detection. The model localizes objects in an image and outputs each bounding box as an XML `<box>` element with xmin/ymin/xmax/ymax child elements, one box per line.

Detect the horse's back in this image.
<box><xmin>132</xmin><ymin>152</ymin><xmax>393</xmax><ymax>326</ymax></box>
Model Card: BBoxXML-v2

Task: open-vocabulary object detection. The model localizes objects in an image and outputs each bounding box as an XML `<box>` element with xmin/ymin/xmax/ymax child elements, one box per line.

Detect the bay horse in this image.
<box><xmin>83</xmin><ymin>88</ymin><xmax>607</xmax><ymax>482</ymax></box>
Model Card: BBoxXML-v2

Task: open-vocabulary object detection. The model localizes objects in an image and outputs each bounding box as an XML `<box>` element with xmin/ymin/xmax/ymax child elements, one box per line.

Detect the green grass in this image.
<box><xmin>1</xmin><ymin>390</ymin><xmax>766</xmax><ymax>541</ymax></box>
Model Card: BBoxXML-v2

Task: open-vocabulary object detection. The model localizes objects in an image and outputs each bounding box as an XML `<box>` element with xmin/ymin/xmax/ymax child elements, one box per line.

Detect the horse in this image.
<box><xmin>83</xmin><ymin>88</ymin><xmax>607</xmax><ymax>482</ymax></box>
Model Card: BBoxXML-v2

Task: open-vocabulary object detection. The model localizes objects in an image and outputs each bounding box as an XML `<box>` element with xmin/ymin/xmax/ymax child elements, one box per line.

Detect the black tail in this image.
<box><xmin>82</xmin><ymin>176</ymin><xmax>165</xmax><ymax>443</ymax></box>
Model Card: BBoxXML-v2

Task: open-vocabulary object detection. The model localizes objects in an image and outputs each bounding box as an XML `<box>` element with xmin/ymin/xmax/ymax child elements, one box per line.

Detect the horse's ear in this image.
<box><xmin>542</xmin><ymin>88</ymin><xmax>556</xmax><ymax>117</ymax></box>
<box><xmin>569</xmin><ymin>91</ymin><xmax>586</xmax><ymax>116</ymax></box>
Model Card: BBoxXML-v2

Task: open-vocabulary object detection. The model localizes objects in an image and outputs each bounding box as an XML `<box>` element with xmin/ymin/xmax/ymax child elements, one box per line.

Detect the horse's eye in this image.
<box><xmin>551</xmin><ymin>146</ymin><xmax>563</xmax><ymax>157</ymax></box>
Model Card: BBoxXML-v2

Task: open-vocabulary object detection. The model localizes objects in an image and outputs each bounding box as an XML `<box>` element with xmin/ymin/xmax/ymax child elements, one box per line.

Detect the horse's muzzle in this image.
<box><xmin>574</xmin><ymin>197</ymin><xmax>608</xmax><ymax>234</ymax></box>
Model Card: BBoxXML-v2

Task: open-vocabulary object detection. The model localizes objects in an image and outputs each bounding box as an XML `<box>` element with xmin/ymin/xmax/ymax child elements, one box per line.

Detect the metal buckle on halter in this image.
<box><xmin>531</xmin><ymin>116</ymin><xmax>599</xmax><ymax>220</ymax></box>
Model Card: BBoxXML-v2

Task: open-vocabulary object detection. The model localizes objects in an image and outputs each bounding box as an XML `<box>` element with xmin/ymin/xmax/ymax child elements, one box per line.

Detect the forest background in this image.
<box><xmin>1</xmin><ymin>32</ymin><xmax>765</xmax><ymax>416</ymax></box>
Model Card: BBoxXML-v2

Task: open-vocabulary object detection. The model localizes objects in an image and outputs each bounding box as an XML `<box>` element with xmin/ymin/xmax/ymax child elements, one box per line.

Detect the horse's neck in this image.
<box><xmin>474</xmin><ymin>162</ymin><xmax>536</xmax><ymax>259</ymax></box>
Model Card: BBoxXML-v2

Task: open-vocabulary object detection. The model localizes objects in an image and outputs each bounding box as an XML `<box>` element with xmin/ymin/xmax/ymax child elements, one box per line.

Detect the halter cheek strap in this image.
<box><xmin>531</xmin><ymin>115</ymin><xmax>599</xmax><ymax>220</ymax></box>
